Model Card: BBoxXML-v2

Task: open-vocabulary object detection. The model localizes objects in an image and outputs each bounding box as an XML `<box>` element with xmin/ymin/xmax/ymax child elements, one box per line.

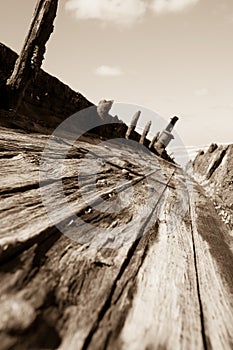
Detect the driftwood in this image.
<box><xmin>0</xmin><ymin>125</ymin><xmax>233</xmax><ymax>349</ymax></box>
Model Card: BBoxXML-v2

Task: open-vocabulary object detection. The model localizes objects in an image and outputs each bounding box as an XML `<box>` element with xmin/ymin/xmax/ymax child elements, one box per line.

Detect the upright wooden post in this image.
<box><xmin>6</xmin><ymin>0</ymin><xmax>58</xmax><ymax>110</ymax></box>
<box><xmin>149</xmin><ymin>132</ymin><xmax>160</xmax><ymax>150</ymax></box>
<box><xmin>139</xmin><ymin>121</ymin><xmax>151</xmax><ymax>145</ymax></box>
<box><xmin>125</xmin><ymin>111</ymin><xmax>141</xmax><ymax>139</ymax></box>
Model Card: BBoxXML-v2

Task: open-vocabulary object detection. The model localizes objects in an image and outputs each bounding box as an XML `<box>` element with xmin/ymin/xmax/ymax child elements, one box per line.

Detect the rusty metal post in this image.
<box><xmin>6</xmin><ymin>0</ymin><xmax>58</xmax><ymax>110</ymax></box>
<box><xmin>125</xmin><ymin>111</ymin><xmax>141</xmax><ymax>139</ymax></box>
<box><xmin>154</xmin><ymin>116</ymin><xmax>179</xmax><ymax>153</ymax></box>
<box><xmin>139</xmin><ymin>121</ymin><xmax>151</xmax><ymax>145</ymax></box>
<box><xmin>165</xmin><ymin>116</ymin><xmax>179</xmax><ymax>132</ymax></box>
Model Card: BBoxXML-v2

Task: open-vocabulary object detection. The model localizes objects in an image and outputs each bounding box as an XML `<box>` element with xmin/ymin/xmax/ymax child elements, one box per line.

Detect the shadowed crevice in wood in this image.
<box><xmin>82</xmin><ymin>173</ymin><xmax>175</xmax><ymax>349</ymax></box>
<box><xmin>81</xmin><ymin>220</ymin><xmax>161</xmax><ymax>350</ymax></box>
<box><xmin>187</xmin><ymin>187</ymin><xmax>208</xmax><ymax>350</ymax></box>
<box><xmin>186</xmin><ymin>176</ymin><xmax>233</xmax><ymax>350</ymax></box>
<box><xmin>0</xmin><ymin>225</ymin><xmax>61</xmax><ymax>265</ymax></box>
<box><xmin>94</xmin><ymin>223</ymin><xmax>160</xmax><ymax>350</ymax></box>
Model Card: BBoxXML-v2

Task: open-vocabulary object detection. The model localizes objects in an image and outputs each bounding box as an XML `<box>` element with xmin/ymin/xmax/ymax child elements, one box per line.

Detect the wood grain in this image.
<box><xmin>0</xmin><ymin>126</ymin><xmax>232</xmax><ymax>350</ymax></box>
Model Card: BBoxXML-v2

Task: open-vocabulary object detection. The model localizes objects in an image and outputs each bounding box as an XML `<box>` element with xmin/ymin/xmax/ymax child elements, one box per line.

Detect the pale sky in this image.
<box><xmin>0</xmin><ymin>0</ymin><xmax>232</xmax><ymax>149</ymax></box>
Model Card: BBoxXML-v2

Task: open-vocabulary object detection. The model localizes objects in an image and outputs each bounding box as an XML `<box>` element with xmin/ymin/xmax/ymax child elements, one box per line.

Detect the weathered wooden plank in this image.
<box><xmin>109</xmin><ymin>174</ymin><xmax>204</xmax><ymax>350</ymax></box>
<box><xmin>187</xmin><ymin>181</ymin><xmax>233</xmax><ymax>350</ymax></box>
<box><xmin>0</xmin><ymin>126</ymin><xmax>233</xmax><ymax>350</ymax></box>
<box><xmin>0</xmin><ymin>128</ymin><xmax>177</xmax><ymax>349</ymax></box>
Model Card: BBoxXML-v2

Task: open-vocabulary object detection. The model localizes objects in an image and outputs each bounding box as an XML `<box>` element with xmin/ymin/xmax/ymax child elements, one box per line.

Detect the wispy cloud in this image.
<box><xmin>151</xmin><ymin>0</ymin><xmax>200</xmax><ymax>14</ymax></box>
<box><xmin>66</xmin><ymin>0</ymin><xmax>200</xmax><ymax>27</ymax></box>
<box><xmin>65</xmin><ymin>0</ymin><xmax>146</xmax><ymax>26</ymax></box>
<box><xmin>95</xmin><ymin>65</ymin><xmax>123</xmax><ymax>77</ymax></box>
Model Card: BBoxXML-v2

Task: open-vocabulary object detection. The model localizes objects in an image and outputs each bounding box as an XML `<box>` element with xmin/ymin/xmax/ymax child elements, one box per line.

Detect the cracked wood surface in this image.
<box><xmin>0</xmin><ymin>126</ymin><xmax>233</xmax><ymax>350</ymax></box>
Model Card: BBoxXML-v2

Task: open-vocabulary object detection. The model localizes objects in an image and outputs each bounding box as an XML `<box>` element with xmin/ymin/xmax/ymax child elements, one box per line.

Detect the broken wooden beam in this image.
<box><xmin>6</xmin><ymin>0</ymin><xmax>58</xmax><ymax>110</ymax></box>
